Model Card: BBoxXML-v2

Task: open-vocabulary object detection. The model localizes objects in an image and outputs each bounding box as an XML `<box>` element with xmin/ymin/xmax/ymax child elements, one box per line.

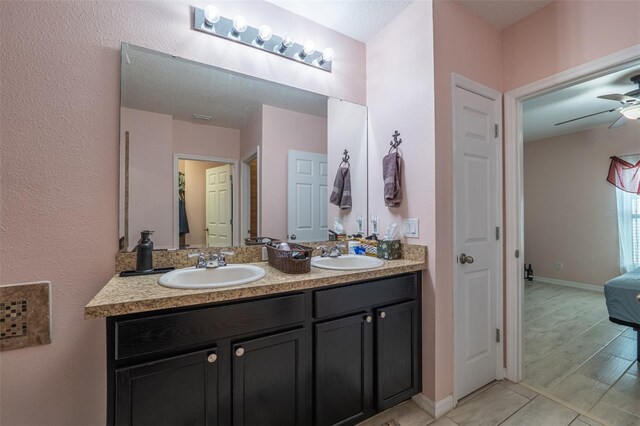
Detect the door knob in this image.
<box><xmin>290</xmin><ymin>234</ymin><xmax>297</xmax><ymax>240</ymax></box>
<box><xmin>235</xmin><ymin>347</ymin><xmax>245</xmax><ymax>357</ymax></box>
<box><xmin>459</xmin><ymin>253</ymin><xmax>474</xmax><ymax>264</ymax></box>
<box><xmin>207</xmin><ymin>353</ymin><xmax>217</xmax><ymax>363</ymax></box>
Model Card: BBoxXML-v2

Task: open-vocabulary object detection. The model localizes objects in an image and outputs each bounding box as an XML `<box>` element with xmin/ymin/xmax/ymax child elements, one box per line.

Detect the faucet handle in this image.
<box><xmin>187</xmin><ymin>252</ymin><xmax>207</xmax><ymax>268</ymax></box>
<box><xmin>317</xmin><ymin>245</ymin><xmax>328</xmax><ymax>256</ymax></box>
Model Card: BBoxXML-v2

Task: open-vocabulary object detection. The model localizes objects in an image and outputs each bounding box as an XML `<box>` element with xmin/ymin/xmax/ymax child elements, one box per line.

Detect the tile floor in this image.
<box><xmin>357</xmin><ymin>380</ymin><xmax>606</xmax><ymax>426</ymax></box>
<box><xmin>523</xmin><ymin>281</ymin><xmax>639</xmax><ymax>424</ymax></box>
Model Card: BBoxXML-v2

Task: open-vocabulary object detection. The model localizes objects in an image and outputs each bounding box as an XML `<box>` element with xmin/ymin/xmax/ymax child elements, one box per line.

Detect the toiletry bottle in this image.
<box><xmin>136</xmin><ymin>230</ymin><xmax>154</xmax><ymax>272</ymax></box>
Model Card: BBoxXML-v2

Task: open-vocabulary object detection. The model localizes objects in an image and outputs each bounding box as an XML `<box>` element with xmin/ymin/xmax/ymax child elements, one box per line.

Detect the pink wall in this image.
<box><xmin>0</xmin><ymin>1</ymin><xmax>365</xmax><ymax>424</ymax></box>
<box><xmin>261</xmin><ymin>105</ymin><xmax>327</xmax><ymax>240</ymax></box>
<box><xmin>524</xmin><ymin>123</ymin><xmax>640</xmax><ymax>286</ymax></box>
<box><xmin>120</xmin><ymin>107</ymin><xmax>174</xmax><ymax>250</ymax></box>
<box><xmin>432</xmin><ymin>0</ymin><xmax>503</xmax><ymax>401</ymax></box>
<box><xmin>502</xmin><ymin>0</ymin><xmax>640</xmax><ymax>92</ymax></box>
<box><xmin>172</xmin><ymin>118</ymin><xmax>240</xmax><ymax>160</ymax></box>
<box><xmin>366</xmin><ymin>0</ymin><xmax>437</xmax><ymax>399</ymax></box>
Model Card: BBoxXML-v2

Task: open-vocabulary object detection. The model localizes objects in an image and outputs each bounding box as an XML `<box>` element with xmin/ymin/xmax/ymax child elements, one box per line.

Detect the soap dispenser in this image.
<box><xmin>135</xmin><ymin>230</ymin><xmax>154</xmax><ymax>273</ymax></box>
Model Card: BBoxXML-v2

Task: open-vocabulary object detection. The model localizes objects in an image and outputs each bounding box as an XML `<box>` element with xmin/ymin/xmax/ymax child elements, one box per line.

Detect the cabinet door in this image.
<box><xmin>315</xmin><ymin>313</ymin><xmax>373</xmax><ymax>426</ymax></box>
<box><xmin>375</xmin><ymin>301</ymin><xmax>420</xmax><ymax>410</ymax></box>
<box><xmin>231</xmin><ymin>328</ymin><xmax>306</xmax><ymax>426</ymax></box>
<box><xmin>115</xmin><ymin>348</ymin><xmax>218</xmax><ymax>426</ymax></box>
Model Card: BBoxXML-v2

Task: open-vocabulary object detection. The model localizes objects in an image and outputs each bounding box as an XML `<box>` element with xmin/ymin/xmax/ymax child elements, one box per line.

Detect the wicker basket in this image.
<box><xmin>244</xmin><ymin>237</ymin><xmax>282</xmax><ymax>246</ymax></box>
<box><xmin>358</xmin><ymin>238</ymin><xmax>379</xmax><ymax>257</ymax></box>
<box><xmin>266</xmin><ymin>244</ymin><xmax>314</xmax><ymax>274</ymax></box>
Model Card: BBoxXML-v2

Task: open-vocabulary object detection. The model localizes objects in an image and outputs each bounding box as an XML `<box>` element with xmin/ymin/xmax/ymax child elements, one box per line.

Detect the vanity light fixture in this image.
<box><xmin>621</xmin><ymin>104</ymin><xmax>640</xmax><ymax>120</ymax></box>
<box><xmin>193</xmin><ymin>5</ymin><xmax>333</xmax><ymax>72</ymax></box>
<box><xmin>192</xmin><ymin>113</ymin><xmax>212</xmax><ymax>121</ymax></box>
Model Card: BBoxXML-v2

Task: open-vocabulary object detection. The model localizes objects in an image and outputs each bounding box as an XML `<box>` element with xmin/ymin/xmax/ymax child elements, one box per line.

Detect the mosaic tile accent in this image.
<box><xmin>0</xmin><ymin>282</ymin><xmax>51</xmax><ymax>351</ymax></box>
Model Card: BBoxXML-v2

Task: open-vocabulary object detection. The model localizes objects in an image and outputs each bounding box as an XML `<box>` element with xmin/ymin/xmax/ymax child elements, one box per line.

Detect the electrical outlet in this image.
<box><xmin>262</xmin><ymin>247</ymin><xmax>268</xmax><ymax>261</ymax></box>
<box><xmin>403</xmin><ymin>219</ymin><xmax>419</xmax><ymax>239</ymax></box>
<box><xmin>555</xmin><ymin>260</ymin><xmax>564</xmax><ymax>270</ymax></box>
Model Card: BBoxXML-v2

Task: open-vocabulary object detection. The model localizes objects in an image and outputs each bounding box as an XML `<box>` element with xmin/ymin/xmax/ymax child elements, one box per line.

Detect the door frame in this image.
<box><xmin>452</xmin><ymin>73</ymin><xmax>504</xmax><ymax>404</ymax></box>
<box><xmin>173</xmin><ymin>153</ymin><xmax>239</xmax><ymax>248</ymax></box>
<box><xmin>504</xmin><ymin>44</ymin><xmax>640</xmax><ymax>382</ymax></box>
<box><xmin>240</xmin><ymin>147</ymin><xmax>261</xmax><ymax>244</ymax></box>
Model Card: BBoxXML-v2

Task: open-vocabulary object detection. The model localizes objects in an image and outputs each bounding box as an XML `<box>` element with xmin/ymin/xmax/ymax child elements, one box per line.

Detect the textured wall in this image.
<box><xmin>0</xmin><ymin>2</ymin><xmax>365</xmax><ymax>424</ymax></box>
<box><xmin>366</xmin><ymin>0</ymin><xmax>436</xmax><ymax>399</ymax></box>
<box><xmin>524</xmin><ymin>123</ymin><xmax>640</xmax><ymax>286</ymax></box>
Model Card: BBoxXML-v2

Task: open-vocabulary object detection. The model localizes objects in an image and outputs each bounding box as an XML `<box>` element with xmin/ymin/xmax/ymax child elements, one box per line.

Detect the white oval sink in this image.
<box><xmin>158</xmin><ymin>265</ymin><xmax>266</xmax><ymax>289</ymax></box>
<box><xmin>310</xmin><ymin>255</ymin><xmax>384</xmax><ymax>271</ymax></box>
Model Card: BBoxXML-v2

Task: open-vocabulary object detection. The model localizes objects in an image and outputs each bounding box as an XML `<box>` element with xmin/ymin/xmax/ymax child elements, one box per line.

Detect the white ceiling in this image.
<box><xmin>120</xmin><ymin>44</ymin><xmax>327</xmax><ymax>129</ymax></box>
<box><xmin>266</xmin><ymin>0</ymin><xmax>413</xmax><ymax>42</ymax></box>
<box><xmin>523</xmin><ymin>64</ymin><xmax>640</xmax><ymax>142</ymax></box>
<box><xmin>456</xmin><ymin>0</ymin><xmax>552</xmax><ymax>30</ymax></box>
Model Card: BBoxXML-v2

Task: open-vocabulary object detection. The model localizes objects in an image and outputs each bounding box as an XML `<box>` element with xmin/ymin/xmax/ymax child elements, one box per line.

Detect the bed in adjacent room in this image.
<box><xmin>605</xmin><ymin>268</ymin><xmax>640</xmax><ymax>362</ymax></box>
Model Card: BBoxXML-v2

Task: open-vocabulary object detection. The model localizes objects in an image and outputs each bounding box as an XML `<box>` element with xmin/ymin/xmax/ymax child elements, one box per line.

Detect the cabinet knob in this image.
<box><xmin>207</xmin><ymin>353</ymin><xmax>217</xmax><ymax>363</ymax></box>
<box><xmin>364</xmin><ymin>315</ymin><xmax>372</xmax><ymax>323</ymax></box>
<box><xmin>379</xmin><ymin>311</ymin><xmax>386</xmax><ymax>319</ymax></box>
<box><xmin>235</xmin><ymin>347</ymin><xmax>245</xmax><ymax>357</ymax></box>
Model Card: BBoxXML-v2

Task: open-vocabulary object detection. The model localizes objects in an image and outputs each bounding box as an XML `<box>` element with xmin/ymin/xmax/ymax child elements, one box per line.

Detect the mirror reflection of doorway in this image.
<box><xmin>178</xmin><ymin>159</ymin><xmax>234</xmax><ymax>249</ymax></box>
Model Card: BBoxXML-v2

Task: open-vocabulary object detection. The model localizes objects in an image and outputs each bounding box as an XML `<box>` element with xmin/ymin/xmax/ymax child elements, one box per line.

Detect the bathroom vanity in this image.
<box><xmin>86</xmin><ymin>256</ymin><xmax>424</xmax><ymax>426</ymax></box>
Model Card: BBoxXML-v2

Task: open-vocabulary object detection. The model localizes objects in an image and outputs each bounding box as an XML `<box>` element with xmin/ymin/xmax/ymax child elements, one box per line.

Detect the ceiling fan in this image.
<box><xmin>555</xmin><ymin>74</ymin><xmax>640</xmax><ymax>128</ymax></box>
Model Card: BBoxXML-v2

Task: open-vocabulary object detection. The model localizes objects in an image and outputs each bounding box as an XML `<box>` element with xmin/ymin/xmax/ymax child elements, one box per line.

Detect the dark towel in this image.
<box><xmin>383</xmin><ymin>152</ymin><xmax>402</xmax><ymax>207</ymax></box>
<box><xmin>329</xmin><ymin>166</ymin><xmax>352</xmax><ymax>209</ymax></box>
<box><xmin>179</xmin><ymin>198</ymin><xmax>190</xmax><ymax>235</ymax></box>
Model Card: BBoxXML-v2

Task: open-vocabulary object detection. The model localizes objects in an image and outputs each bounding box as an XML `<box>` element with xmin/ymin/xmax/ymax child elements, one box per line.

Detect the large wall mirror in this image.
<box><xmin>119</xmin><ymin>44</ymin><xmax>368</xmax><ymax>251</ymax></box>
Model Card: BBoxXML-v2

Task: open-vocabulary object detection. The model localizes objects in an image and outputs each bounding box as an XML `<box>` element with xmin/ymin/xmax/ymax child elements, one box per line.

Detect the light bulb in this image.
<box><xmin>203</xmin><ymin>5</ymin><xmax>220</xmax><ymax>26</ymax></box>
<box><xmin>278</xmin><ymin>34</ymin><xmax>294</xmax><ymax>52</ymax></box>
<box><xmin>257</xmin><ymin>25</ymin><xmax>272</xmax><ymax>44</ymax></box>
<box><xmin>320</xmin><ymin>47</ymin><xmax>335</xmax><ymax>64</ymax></box>
<box><xmin>232</xmin><ymin>15</ymin><xmax>248</xmax><ymax>34</ymax></box>
<box><xmin>300</xmin><ymin>40</ymin><xmax>315</xmax><ymax>59</ymax></box>
<box><xmin>621</xmin><ymin>104</ymin><xmax>640</xmax><ymax>120</ymax></box>
<box><xmin>303</xmin><ymin>40</ymin><xmax>315</xmax><ymax>55</ymax></box>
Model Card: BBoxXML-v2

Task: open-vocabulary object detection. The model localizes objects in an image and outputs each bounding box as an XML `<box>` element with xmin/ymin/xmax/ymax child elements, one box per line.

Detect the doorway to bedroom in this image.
<box><xmin>519</xmin><ymin>62</ymin><xmax>640</xmax><ymax>424</ymax></box>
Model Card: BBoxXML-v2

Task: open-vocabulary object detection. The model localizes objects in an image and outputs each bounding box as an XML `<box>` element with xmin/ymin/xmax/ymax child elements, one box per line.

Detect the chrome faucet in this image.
<box><xmin>319</xmin><ymin>244</ymin><xmax>346</xmax><ymax>258</ymax></box>
<box><xmin>188</xmin><ymin>252</ymin><xmax>207</xmax><ymax>269</ymax></box>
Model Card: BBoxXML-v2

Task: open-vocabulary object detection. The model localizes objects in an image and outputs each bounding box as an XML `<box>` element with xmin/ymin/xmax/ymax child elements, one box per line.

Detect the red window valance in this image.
<box><xmin>607</xmin><ymin>156</ymin><xmax>640</xmax><ymax>195</ymax></box>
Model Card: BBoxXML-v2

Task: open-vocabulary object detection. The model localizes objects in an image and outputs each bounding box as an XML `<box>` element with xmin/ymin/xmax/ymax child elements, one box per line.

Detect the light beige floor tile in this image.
<box><xmin>498</xmin><ymin>381</ymin><xmax>538</xmax><ymax>400</ymax></box>
<box><xmin>447</xmin><ymin>383</ymin><xmax>528</xmax><ymax>426</ymax></box>
<box><xmin>456</xmin><ymin>381</ymin><xmax>498</xmax><ymax>407</ymax></box>
<box><xmin>574</xmin><ymin>351</ymin><xmax>632</xmax><ymax>385</ymax></box>
<box><xmin>577</xmin><ymin>321</ymin><xmax>625</xmax><ymax>346</ymax></box>
<box><xmin>428</xmin><ymin>417</ymin><xmax>458</xmax><ymax>426</ymax></box>
<box><xmin>591</xmin><ymin>373</ymin><xmax>640</xmax><ymax>417</ymax></box>
<box><xmin>628</xmin><ymin>362</ymin><xmax>639</xmax><ymax>377</ymax></box>
<box><xmin>524</xmin><ymin>339</ymin><xmax>604</xmax><ymax>390</ymax></box>
<box><xmin>357</xmin><ymin>400</ymin><xmax>434</xmax><ymax>426</ymax></box>
<box><xmin>601</xmin><ymin>336</ymin><xmax>637</xmax><ymax>362</ymax></box>
<box><xmin>570</xmin><ymin>415</ymin><xmax>605</xmax><ymax>426</ymax></box>
<box><xmin>623</xmin><ymin>327</ymin><xmax>638</xmax><ymax>339</ymax></box>
<box><xmin>500</xmin><ymin>395</ymin><xmax>578</xmax><ymax>426</ymax></box>
<box><xmin>590</xmin><ymin>401</ymin><xmax>640</xmax><ymax>426</ymax></box>
<box><xmin>548</xmin><ymin>372</ymin><xmax>610</xmax><ymax>411</ymax></box>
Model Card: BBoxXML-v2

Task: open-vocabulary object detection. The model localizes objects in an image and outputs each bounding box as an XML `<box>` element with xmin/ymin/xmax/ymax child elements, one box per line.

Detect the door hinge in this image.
<box><xmin>496</xmin><ymin>328</ymin><xmax>501</xmax><ymax>343</ymax></box>
<box><xmin>515</xmin><ymin>249</ymin><xmax>520</xmax><ymax>259</ymax></box>
<box><xmin>496</xmin><ymin>226</ymin><xmax>500</xmax><ymax>240</ymax></box>
<box><xmin>494</xmin><ymin>124</ymin><xmax>499</xmax><ymax>138</ymax></box>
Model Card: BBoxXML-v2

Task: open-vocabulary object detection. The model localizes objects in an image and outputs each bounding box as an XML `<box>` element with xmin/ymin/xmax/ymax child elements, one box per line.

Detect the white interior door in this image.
<box><xmin>453</xmin><ymin>84</ymin><xmax>502</xmax><ymax>400</ymax></box>
<box><xmin>206</xmin><ymin>164</ymin><xmax>232</xmax><ymax>247</ymax></box>
<box><xmin>287</xmin><ymin>150</ymin><xmax>328</xmax><ymax>242</ymax></box>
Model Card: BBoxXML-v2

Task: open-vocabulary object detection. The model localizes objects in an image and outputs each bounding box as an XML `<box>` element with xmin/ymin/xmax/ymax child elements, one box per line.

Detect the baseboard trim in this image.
<box><xmin>411</xmin><ymin>393</ymin><xmax>454</xmax><ymax>419</ymax></box>
<box><xmin>533</xmin><ymin>276</ymin><xmax>604</xmax><ymax>293</ymax></box>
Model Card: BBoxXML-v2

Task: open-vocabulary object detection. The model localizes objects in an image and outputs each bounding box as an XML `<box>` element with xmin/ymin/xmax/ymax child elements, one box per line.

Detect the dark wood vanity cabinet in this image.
<box><xmin>106</xmin><ymin>272</ymin><xmax>421</xmax><ymax>426</ymax></box>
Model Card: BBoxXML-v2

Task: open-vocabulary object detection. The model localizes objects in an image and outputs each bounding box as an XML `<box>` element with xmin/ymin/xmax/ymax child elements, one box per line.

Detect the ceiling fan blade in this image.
<box><xmin>609</xmin><ymin>114</ymin><xmax>629</xmax><ymax>129</ymax></box>
<box><xmin>554</xmin><ymin>108</ymin><xmax>619</xmax><ymax>126</ymax></box>
<box><xmin>598</xmin><ymin>94</ymin><xmax>638</xmax><ymax>103</ymax></box>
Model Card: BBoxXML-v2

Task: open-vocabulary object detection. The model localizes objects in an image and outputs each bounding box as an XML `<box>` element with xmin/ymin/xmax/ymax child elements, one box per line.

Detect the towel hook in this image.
<box><xmin>389</xmin><ymin>130</ymin><xmax>402</xmax><ymax>153</ymax></box>
<box><xmin>340</xmin><ymin>149</ymin><xmax>350</xmax><ymax>167</ymax></box>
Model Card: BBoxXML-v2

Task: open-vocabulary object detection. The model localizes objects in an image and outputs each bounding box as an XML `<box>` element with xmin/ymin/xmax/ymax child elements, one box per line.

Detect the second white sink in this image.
<box><xmin>311</xmin><ymin>254</ymin><xmax>384</xmax><ymax>271</ymax></box>
<box><xmin>158</xmin><ymin>265</ymin><xmax>266</xmax><ymax>289</ymax></box>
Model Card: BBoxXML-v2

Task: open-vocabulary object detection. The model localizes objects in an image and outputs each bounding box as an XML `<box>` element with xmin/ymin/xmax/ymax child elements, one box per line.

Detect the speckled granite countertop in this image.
<box><xmin>84</xmin><ymin>258</ymin><xmax>426</xmax><ymax>319</ymax></box>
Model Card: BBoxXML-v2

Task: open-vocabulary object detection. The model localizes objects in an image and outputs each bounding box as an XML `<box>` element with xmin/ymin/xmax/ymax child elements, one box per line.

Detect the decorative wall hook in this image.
<box><xmin>389</xmin><ymin>130</ymin><xmax>402</xmax><ymax>152</ymax></box>
<box><xmin>340</xmin><ymin>149</ymin><xmax>350</xmax><ymax>166</ymax></box>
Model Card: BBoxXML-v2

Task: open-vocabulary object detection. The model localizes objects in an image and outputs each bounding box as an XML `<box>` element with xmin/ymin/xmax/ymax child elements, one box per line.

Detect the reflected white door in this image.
<box><xmin>454</xmin><ymin>85</ymin><xmax>501</xmax><ymax>399</ymax></box>
<box><xmin>206</xmin><ymin>164</ymin><xmax>232</xmax><ymax>247</ymax></box>
<box><xmin>287</xmin><ymin>150</ymin><xmax>328</xmax><ymax>242</ymax></box>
